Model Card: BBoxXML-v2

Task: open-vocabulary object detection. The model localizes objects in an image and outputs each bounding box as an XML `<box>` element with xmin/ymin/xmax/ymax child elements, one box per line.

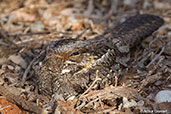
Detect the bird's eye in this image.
<box><xmin>70</xmin><ymin>52</ymin><xmax>79</xmax><ymax>56</ymax></box>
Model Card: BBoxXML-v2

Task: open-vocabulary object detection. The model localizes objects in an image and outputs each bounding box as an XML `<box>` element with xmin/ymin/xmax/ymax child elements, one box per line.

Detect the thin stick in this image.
<box><xmin>0</xmin><ymin>105</ymin><xmax>11</xmax><ymax>111</ymax></box>
<box><xmin>114</xmin><ymin>73</ymin><xmax>118</xmax><ymax>87</ymax></box>
<box><xmin>0</xmin><ymin>85</ymin><xmax>42</xmax><ymax>114</ymax></box>
<box><xmin>79</xmin><ymin>70</ymin><xmax>101</xmax><ymax>98</ymax></box>
<box><xmin>20</xmin><ymin>50</ymin><xmax>45</xmax><ymax>86</ymax></box>
<box><xmin>146</xmin><ymin>46</ymin><xmax>165</xmax><ymax>68</ymax></box>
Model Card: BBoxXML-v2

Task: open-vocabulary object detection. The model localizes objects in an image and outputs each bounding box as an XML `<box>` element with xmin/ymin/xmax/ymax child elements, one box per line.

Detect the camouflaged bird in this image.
<box><xmin>33</xmin><ymin>14</ymin><xmax>164</xmax><ymax>99</ymax></box>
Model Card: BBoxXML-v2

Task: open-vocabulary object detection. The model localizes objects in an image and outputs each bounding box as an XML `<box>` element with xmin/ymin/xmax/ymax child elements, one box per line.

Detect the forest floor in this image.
<box><xmin>0</xmin><ymin>0</ymin><xmax>171</xmax><ymax>114</ymax></box>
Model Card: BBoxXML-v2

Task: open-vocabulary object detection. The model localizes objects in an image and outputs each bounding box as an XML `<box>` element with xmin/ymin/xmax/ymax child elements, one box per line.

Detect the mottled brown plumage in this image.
<box><xmin>33</xmin><ymin>14</ymin><xmax>164</xmax><ymax>99</ymax></box>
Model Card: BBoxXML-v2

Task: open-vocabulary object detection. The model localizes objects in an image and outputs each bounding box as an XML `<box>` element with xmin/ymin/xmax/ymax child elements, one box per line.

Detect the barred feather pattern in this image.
<box><xmin>34</xmin><ymin>14</ymin><xmax>164</xmax><ymax>99</ymax></box>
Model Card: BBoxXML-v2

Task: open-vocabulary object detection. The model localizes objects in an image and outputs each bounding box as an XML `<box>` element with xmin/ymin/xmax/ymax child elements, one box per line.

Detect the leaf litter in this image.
<box><xmin>0</xmin><ymin>0</ymin><xmax>170</xmax><ymax>113</ymax></box>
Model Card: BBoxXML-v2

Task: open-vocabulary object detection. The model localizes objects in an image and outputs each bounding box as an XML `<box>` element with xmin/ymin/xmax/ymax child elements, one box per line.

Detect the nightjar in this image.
<box><xmin>33</xmin><ymin>14</ymin><xmax>164</xmax><ymax>99</ymax></box>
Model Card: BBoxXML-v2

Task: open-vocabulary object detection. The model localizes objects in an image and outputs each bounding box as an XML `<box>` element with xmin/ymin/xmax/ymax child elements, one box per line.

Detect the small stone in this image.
<box><xmin>7</xmin><ymin>65</ymin><xmax>14</xmax><ymax>70</ymax></box>
<box><xmin>155</xmin><ymin>90</ymin><xmax>171</xmax><ymax>103</ymax></box>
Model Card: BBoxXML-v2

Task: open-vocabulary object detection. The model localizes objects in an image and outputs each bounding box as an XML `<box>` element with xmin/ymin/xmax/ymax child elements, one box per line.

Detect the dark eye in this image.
<box><xmin>70</xmin><ymin>52</ymin><xmax>79</xmax><ymax>56</ymax></box>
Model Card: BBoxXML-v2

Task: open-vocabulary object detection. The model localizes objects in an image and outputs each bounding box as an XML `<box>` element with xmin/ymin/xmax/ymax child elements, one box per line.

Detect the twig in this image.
<box><xmin>114</xmin><ymin>73</ymin><xmax>118</xmax><ymax>87</ymax></box>
<box><xmin>20</xmin><ymin>50</ymin><xmax>45</xmax><ymax>86</ymax></box>
<box><xmin>0</xmin><ymin>85</ymin><xmax>42</xmax><ymax>114</ymax></box>
<box><xmin>79</xmin><ymin>70</ymin><xmax>101</xmax><ymax>98</ymax></box>
<box><xmin>84</xmin><ymin>96</ymin><xmax>101</xmax><ymax>107</ymax></box>
<box><xmin>146</xmin><ymin>46</ymin><xmax>165</xmax><ymax>68</ymax></box>
<box><xmin>75</xmin><ymin>29</ymin><xmax>89</xmax><ymax>40</ymax></box>
<box><xmin>0</xmin><ymin>105</ymin><xmax>11</xmax><ymax>111</ymax></box>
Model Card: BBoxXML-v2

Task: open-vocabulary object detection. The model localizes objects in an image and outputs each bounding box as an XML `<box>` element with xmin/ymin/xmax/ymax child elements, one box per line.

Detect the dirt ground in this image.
<box><xmin>0</xmin><ymin>0</ymin><xmax>170</xmax><ymax>114</ymax></box>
